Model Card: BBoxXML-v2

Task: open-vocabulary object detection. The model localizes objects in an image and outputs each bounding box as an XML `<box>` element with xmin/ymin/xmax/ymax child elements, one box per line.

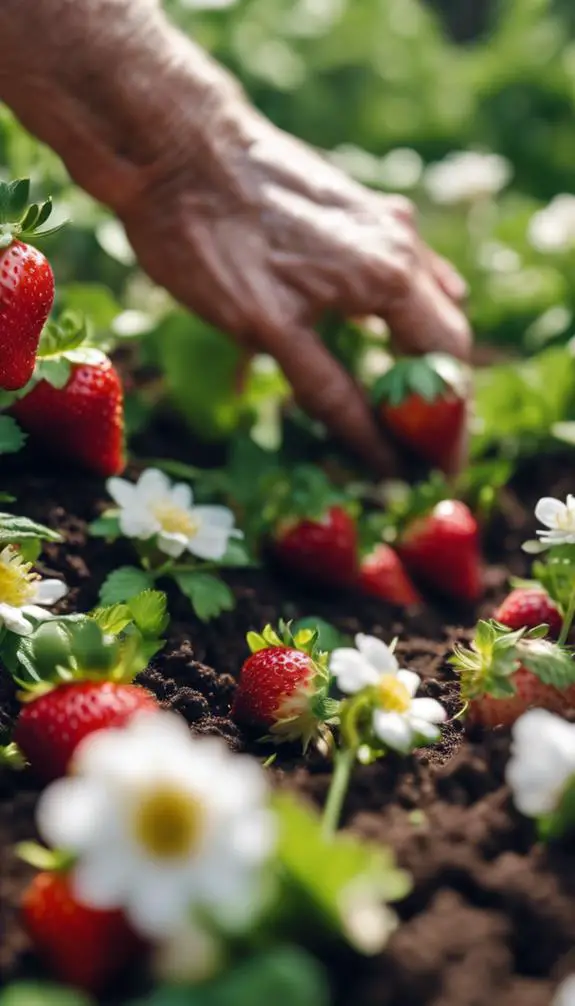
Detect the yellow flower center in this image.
<box><xmin>0</xmin><ymin>548</ymin><xmax>38</xmax><ymax>607</ymax></box>
<box><xmin>378</xmin><ymin>674</ymin><xmax>411</xmax><ymax>714</ymax></box>
<box><xmin>132</xmin><ymin>785</ymin><xmax>205</xmax><ymax>860</ymax></box>
<box><xmin>151</xmin><ymin>501</ymin><xmax>198</xmax><ymax>538</ymax></box>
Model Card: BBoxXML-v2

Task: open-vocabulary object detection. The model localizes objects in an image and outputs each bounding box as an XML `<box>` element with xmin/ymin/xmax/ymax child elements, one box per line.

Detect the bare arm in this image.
<box><xmin>0</xmin><ymin>0</ymin><xmax>471</xmax><ymax>473</ymax></box>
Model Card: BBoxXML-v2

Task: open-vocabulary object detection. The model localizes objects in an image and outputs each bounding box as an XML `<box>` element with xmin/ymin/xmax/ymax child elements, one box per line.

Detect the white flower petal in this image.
<box><xmin>535</xmin><ymin>497</ymin><xmax>567</xmax><ymax>529</ymax></box>
<box><xmin>410</xmin><ymin>697</ymin><xmax>447</xmax><ymax>724</ymax></box>
<box><xmin>118</xmin><ymin>506</ymin><xmax>159</xmax><ymax>540</ymax></box>
<box><xmin>553</xmin><ymin>975</ymin><xmax>575</xmax><ymax>1006</ymax></box>
<box><xmin>0</xmin><ymin>603</ymin><xmax>33</xmax><ymax>635</ymax></box>
<box><xmin>356</xmin><ymin>634</ymin><xmax>399</xmax><ymax>675</ymax></box>
<box><xmin>192</xmin><ymin>505</ymin><xmax>236</xmax><ymax>530</ymax></box>
<box><xmin>32</xmin><ymin>578</ymin><xmax>68</xmax><ymax>605</ymax></box>
<box><xmin>506</xmin><ymin>710</ymin><xmax>575</xmax><ymax>816</ymax></box>
<box><xmin>187</xmin><ymin>527</ymin><xmax>231</xmax><ymax>561</ymax></box>
<box><xmin>73</xmin><ymin>850</ymin><xmax>132</xmax><ymax>910</ymax></box>
<box><xmin>330</xmin><ymin>648</ymin><xmax>381</xmax><ymax>694</ymax></box>
<box><xmin>170</xmin><ymin>483</ymin><xmax>193</xmax><ymax>509</ymax></box>
<box><xmin>37</xmin><ymin>778</ymin><xmax>108</xmax><ymax>851</ymax></box>
<box><xmin>397</xmin><ymin>669</ymin><xmax>421</xmax><ymax>697</ymax></box>
<box><xmin>107</xmin><ymin>477</ymin><xmax>137</xmax><ymax>509</ymax></box>
<box><xmin>126</xmin><ymin>868</ymin><xmax>196</xmax><ymax>938</ymax></box>
<box><xmin>20</xmin><ymin>605</ymin><xmax>57</xmax><ymax>622</ymax></box>
<box><xmin>136</xmin><ymin>468</ymin><xmax>172</xmax><ymax>504</ymax></box>
<box><xmin>157</xmin><ymin>532</ymin><xmax>188</xmax><ymax>558</ymax></box>
<box><xmin>372</xmin><ymin>710</ymin><xmax>414</xmax><ymax>753</ymax></box>
<box><xmin>408</xmin><ymin>717</ymin><xmax>441</xmax><ymax>743</ymax></box>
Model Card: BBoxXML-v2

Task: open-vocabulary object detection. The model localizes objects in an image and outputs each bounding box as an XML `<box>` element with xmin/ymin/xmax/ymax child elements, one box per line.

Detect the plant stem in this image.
<box><xmin>150</xmin><ymin>560</ymin><xmax>175</xmax><ymax>580</ymax></box>
<box><xmin>559</xmin><ymin>588</ymin><xmax>575</xmax><ymax>646</ymax></box>
<box><xmin>321</xmin><ymin>746</ymin><xmax>356</xmax><ymax>840</ymax></box>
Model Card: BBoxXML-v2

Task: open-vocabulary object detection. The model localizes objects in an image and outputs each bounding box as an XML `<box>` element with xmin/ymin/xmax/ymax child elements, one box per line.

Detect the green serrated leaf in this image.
<box><xmin>99</xmin><ymin>566</ymin><xmax>154</xmax><ymax>606</ymax></box>
<box><xmin>90</xmin><ymin>603</ymin><xmax>132</xmax><ymax>636</ymax></box>
<box><xmin>69</xmin><ymin>620</ymin><xmax>117</xmax><ymax>672</ymax></box>
<box><xmin>127</xmin><ymin>590</ymin><xmax>169</xmax><ymax>637</ymax></box>
<box><xmin>0</xmin><ymin>512</ymin><xmax>61</xmax><ymax>545</ymax></box>
<box><xmin>0</xmin><ymin>983</ymin><xmax>92</xmax><ymax>1006</ymax></box>
<box><xmin>174</xmin><ymin>571</ymin><xmax>235</xmax><ymax>622</ymax></box>
<box><xmin>31</xmin><ymin>622</ymin><xmax>73</xmax><ymax>680</ymax></box>
<box><xmin>0</xmin><ymin>416</ymin><xmax>26</xmax><ymax>455</ymax></box>
<box><xmin>37</xmin><ymin>312</ymin><xmax>89</xmax><ymax>359</ymax></box>
<box><xmin>519</xmin><ymin>641</ymin><xmax>575</xmax><ymax>689</ymax></box>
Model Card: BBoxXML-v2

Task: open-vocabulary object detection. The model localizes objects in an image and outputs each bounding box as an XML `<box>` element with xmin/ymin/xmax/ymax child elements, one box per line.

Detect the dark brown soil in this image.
<box><xmin>1</xmin><ymin>443</ymin><xmax>575</xmax><ymax>1006</ymax></box>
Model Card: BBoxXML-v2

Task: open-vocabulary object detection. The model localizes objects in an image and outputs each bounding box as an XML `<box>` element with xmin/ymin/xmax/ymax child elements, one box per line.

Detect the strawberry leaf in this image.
<box><xmin>126</xmin><ymin>590</ymin><xmax>169</xmax><ymax>637</ymax></box>
<box><xmin>174</xmin><ymin>571</ymin><xmax>235</xmax><ymax>622</ymax></box>
<box><xmin>0</xmin><ymin>417</ymin><xmax>26</xmax><ymax>455</ymax></box>
<box><xmin>99</xmin><ymin>566</ymin><xmax>154</xmax><ymax>605</ymax></box>
<box><xmin>37</xmin><ymin>312</ymin><xmax>89</xmax><ymax>359</ymax></box>
<box><xmin>90</xmin><ymin>603</ymin><xmax>133</xmax><ymax>636</ymax></box>
<box><xmin>0</xmin><ymin>513</ymin><xmax>61</xmax><ymax>545</ymax></box>
<box><xmin>274</xmin><ymin>793</ymin><xmax>410</xmax><ymax>951</ymax></box>
<box><xmin>292</xmin><ymin>617</ymin><xmax>347</xmax><ymax>653</ymax></box>
<box><xmin>88</xmin><ymin>514</ymin><xmax>122</xmax><ymax>540</ymax></box>
<box><xmin>518</xmin><ymin>641</ymin><xmax>575</xmax><ymax>689</ymax></box>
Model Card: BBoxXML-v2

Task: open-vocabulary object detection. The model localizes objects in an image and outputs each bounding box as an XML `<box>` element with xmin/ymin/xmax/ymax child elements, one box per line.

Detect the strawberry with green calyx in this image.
<box><xmin>232</xmin><ymin>621</ymin><xmax>339</xmax><ymax>747</ymax></box>
<box><xmin>373</xmin><ymin>353</ymin><xmax>468</xmax><ymax>474</ymax></box>
<box><xmin>12</xmin><ymin>312</ymin><xmax>125</xmax><ymax>476</ymax></box>
<box><xmin>11</xmin><ymin>611</ymin><xmax>164</xmax><ymax>782</ymax></box>
<box><xmin>22</xmin><ymin>869</ymin><xmax>142</xmax><ymax>994</ymax></box>
<box><xmin>0</xmin><ymin>179</ymin><xmax>64</xmax><ymax>392</ymax></box>
<box><xmin>494</xmin><ymin>587</ymin><xmax>563</xmax><ymax>640</ymax></box>
<box><xmin>269</xmin><ymin>466</ymin><xmax>359</xmax><ymax>588</ymax></box>
<box><xmin>450</xmin><ymin>620</ymin><xmax>575</xmax><ymax>728</ymax></box>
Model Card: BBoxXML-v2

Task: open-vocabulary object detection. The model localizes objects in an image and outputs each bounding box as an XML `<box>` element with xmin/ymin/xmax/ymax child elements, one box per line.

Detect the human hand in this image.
<box><xmin>121</xmin><ymin>106</ymin><xmax>471</xmax><ymax>474</ymax></box>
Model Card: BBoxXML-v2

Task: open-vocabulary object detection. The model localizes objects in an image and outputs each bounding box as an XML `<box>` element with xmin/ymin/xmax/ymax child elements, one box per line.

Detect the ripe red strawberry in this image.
<box><xmin>232</xmin><ymin>624</ymin><xmax>332</xmax><ymax>745</ymax></box>
<box><xmin>398</xmin><ymin>499</ymin><xmax>482</xmax><ymax>603</ymax></box>
<box><xmin>358</xmin><ymin>544</ymin><xmax>421</xmax><ymax>606</ymax></box>
<box><xmin>13</xmin><ymin>356</ymin><xmax>125</xmax><ymax>476</ymax></box>
<box><xmin>14</xmin><ymin>681</ymin><xmax>158</xmax><ymax>783</ymax></box>
<box><xmin>0</xmin><ymin>240</ymin><xmax>54</xmax><ymax>391</ymax></box>
<box><xmin>451</xmin><ymin>620</ymin><xmax>575</xmax><ymax>728</ymax></box>
<box><xmin>22</xmin><ymin>871</ymin><xmax>141</xmax><ymax>993</ymax></box>
<box><xmin>374</xmin><ymin>354</ymin><xmax>467</xmax><ymax>473</ymax></box>
<box><xmin>274</xmin><ymin>506</ymin><xmax>358</xmax><ymax>588</ymax></box>
<box><xmin>494</xmin><ymin>587</ymin><xmax>563</xmax><ymax>640</ymax></box>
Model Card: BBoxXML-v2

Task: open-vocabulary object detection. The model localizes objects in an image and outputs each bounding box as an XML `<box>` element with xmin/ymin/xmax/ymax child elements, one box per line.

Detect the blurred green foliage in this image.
<box><xmin>2</xmin><ymin>0</ymin><xmax>575</xmax><ymax>441</ymax></box>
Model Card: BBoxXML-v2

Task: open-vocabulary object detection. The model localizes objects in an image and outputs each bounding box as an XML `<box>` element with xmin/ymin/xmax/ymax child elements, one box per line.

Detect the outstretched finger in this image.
<box><xmin>384</xmin><ymin>260</ymin><xmax>473</xmax><ymax>362</ymax></box>
<box><xmin>263</xmin><ymin>323</ymin><xmax>398</xmax><ymax>476</ymax></box>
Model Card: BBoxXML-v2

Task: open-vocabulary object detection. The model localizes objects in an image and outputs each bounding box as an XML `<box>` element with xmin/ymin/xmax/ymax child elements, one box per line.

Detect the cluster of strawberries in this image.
<box><xmin>0</xmin><ymin>179</ymin><xmax>124</xmax><ymax>477</ymax></box>
<box><xmin>274</xmin><ymin>496</ymin><xmax>481</xmax><ymax>608</ymax></box>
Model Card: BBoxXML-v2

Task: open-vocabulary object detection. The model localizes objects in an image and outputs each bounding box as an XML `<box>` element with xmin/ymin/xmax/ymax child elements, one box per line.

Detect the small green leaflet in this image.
<box><xmin>0</xmin><ymin>983</ymin><xmax>92</xmax><ymax>1006</ymax></box>
<box><xmin>127</xmin><ymin>590</ymin><xmax>169</xmax><ymax>636</ymax></box>
<box><xmin>291</xmin><ymin>617</ymin><xmax>346</xmax><ymax>653</ymax></box>
<box><xmin>88</xmin><ymin>514</ymin><xmax>121</xmax><ymax>539</ymax></box>
<box><xmin>174</xmin><ymin>571</ymin><xmax>235</xmax><ymax>622</ymax></box>
<box><xmin>0</xmin><ymin>417</ymin><xmax>26</xmax><ymax>455</ymax></box>
<box><xmin>0</xmin><ymin>513</ymin><xmax>61</xmax><ymax>545</ymax></box>
<box><xmin>33</xmin><ymin>357</ymin><xmax>71</xmax><ymax>389</ymax></box>
<box><xmin>36</xmin><ymin>311</ymin><xmax>89</xmax><ymax>359</ymax></box>
<box><xmin>99</xmin><ymin>566</ymin><xmax>154</xmax><ymax>605</ymax></box>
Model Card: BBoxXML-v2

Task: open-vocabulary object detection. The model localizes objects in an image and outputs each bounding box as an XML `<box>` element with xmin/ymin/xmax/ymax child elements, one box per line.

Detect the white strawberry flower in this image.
<box><xmin>330</xmin><ymin>634</ymin><xmax>447</xmax><ymax>754</ymax></box>
<box><xmin>528</xmin><ymin>195</ymin><xmax>575</xmax><ymax>254</ymax></box>
<box><xmin>0</xmin><ymin>546</ymin><xmax>68</xmax><ymax>636</ymax></box>
<box><xmin>107</xmin><ymin>468</ymin><xmax>242</xmax><ymax>560</ymax></box>
<box><xmin>553</xmin><ymin>976</ymin><xmax>575</xmax><ymax>1006</ymax></box>
<box><xmin>424</xmin><ymin>151</ymin><xmax>511</xmax><ymax>205</ymax></box>
<box><xmin>534</xmin><ymin>495</ymin><xmax>575</xmax><ymax>549</ymax></box>
<box><xmin>37</xmin><ymin>712</ymin><xmax>275</xmax><ymax>939</ymax></box>
<box><xmin>506</xmin><ymin>709</ymin><xmax>575</xmax><ymax>817</ymax></box>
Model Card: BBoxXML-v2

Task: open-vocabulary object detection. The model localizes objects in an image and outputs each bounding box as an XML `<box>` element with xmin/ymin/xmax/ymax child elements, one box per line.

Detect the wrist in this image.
<box><xmin>0</xmin><ymin>0</ymin><xmax>246</xmax><ymax>213</ymax></box>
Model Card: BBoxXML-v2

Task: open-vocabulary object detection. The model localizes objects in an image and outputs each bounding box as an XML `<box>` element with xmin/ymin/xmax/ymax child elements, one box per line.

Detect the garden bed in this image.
<box><xmin>1</xmin><ymin>440</ymin><xmax>575</xmax><ymax>1006</ymax></box>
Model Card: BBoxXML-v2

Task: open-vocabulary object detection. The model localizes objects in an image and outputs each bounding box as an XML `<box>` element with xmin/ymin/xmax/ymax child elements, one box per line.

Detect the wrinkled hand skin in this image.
<box><xmin>0</xmin><ymin>0</ymin><xmax>471</xmax><ymax>473</ymax></box>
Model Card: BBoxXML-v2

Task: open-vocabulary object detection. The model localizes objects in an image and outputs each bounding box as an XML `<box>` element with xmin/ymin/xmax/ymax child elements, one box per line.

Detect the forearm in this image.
<box><xmin>0</xmin><ymin>0</ymin><xmax>244</xmax><ymax>211</ymax></box>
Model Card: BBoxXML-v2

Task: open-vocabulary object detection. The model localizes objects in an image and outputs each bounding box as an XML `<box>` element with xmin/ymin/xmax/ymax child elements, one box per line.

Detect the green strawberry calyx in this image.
<box><xmin>450</xmin><ymin>619</ymin><xmax>575</xmax><ymax>701</ymax></box>
<box><xmin>0</xmin><ymin>178</ymin><xmax>66</xmax><ymax>249</ymax></box>
<box><xmin>13</xmin><ymin>592</ymin><xmax>167</xmax><ymax>700</ymax></box>
<box><xmin>372</xmin><ymin>353</ymin><xmax>467</xmax><ymax>408</ymax></box>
